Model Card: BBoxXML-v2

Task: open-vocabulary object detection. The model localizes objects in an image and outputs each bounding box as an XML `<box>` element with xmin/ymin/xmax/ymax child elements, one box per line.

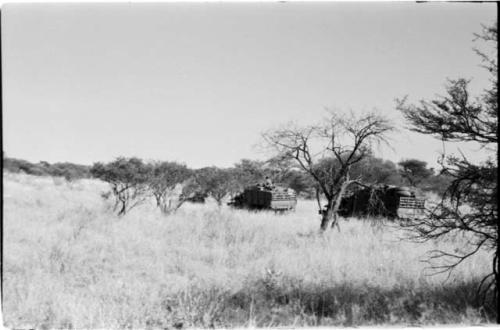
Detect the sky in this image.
<box><xmin>2</xmin><ymin>2</ymin><xmax>496</xmax><ymax>169</ymax></box>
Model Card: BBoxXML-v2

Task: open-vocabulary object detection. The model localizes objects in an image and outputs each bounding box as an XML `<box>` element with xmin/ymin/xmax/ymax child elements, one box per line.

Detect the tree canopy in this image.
<box><xmin>398</xmin><ymin>159</ymin><xmax>434</xmax><ymax>187</ymax></box>
<box><xmin>90</xmin><ymin>157</ymin><xmax>151</xmax><ymax>215</ymax></box>
<box><xmin>263</xmin><ymin>110</ymin><xmax>394</xmax><ymax>230</ymax></box>
<box><xmin>397</xmin><ymin>22</ymin><xmax>498</xmax><ymax>317</ymax></box>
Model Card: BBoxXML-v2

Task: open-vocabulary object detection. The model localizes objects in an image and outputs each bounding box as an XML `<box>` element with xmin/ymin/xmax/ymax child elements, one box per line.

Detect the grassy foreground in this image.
<box><xmin>2</xmin><ymin>173</ymin><xmax>495</xmax><ymax>328</ymax></box>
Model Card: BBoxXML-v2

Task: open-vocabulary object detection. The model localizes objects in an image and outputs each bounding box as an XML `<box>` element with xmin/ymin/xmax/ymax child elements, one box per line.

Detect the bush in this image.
<box><xmin>90</xmin><ymin>157</ymin><xmax>150</xmax><ymax>215</ymax></box>
<box><xmin>148</xmin><ymin>161</ymin><xmax>195</xmax><ymax>214</ymax></box>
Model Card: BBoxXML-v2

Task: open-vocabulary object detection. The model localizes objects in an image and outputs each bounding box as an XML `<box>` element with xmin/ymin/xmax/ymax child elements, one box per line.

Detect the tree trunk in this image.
<box><xmin>118</xmin><ymin>200</ymin><xmax>127</xmax><ymax>216</ymax></box>
<box><xmin>330</xmin><ymin>211</ymin><xmax>340</xmax><ymax>231</ymax></box>
<box><xmin>320</xmin><ymin>200</ymin><xmax>334</xmax><ymax>231</ymax></box>
<box><xmin>496</xmin><ymin>224</ymin><xmax>499</xmax><ymax>323</ymax></box>
<box><xmin>496</xmin><ymin>268</ymin><xmax>499</xmax><ymax>324</ymax></box>
<box><xmin>330</xmin><ymin>180</ymin><xmax>351</xmax><ymax>229</ymax></box>
<box><xmin>155</xmin><ymin>194</ymin><xmax>162</xmax><ymax>207</ymax></box>
<box><xmin>315</xmin><ymin>187</ymin><xmax>322</xmax><ymax>211</ymax></box>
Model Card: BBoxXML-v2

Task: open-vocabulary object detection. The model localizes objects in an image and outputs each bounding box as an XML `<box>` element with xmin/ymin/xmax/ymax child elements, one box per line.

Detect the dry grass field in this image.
<box><xmin>2</xmin><ymin>172</ymin><xmax>495</xmax><ymax>328</ymax></box>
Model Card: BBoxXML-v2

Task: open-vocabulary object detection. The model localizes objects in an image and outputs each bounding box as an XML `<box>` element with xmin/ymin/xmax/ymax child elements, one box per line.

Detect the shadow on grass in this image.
<box><xmin>23</xmin><ymin>277</ymin><xmax>496</xmax><ymax>329</ymax></box>
<box><xmin>158</xmin><ymin>277</ymin><xmax>497</xmax><ymax>328</ymax></box>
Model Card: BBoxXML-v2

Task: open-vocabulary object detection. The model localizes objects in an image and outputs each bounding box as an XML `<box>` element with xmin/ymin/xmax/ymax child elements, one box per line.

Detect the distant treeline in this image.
<box><xmin>3</xmin><ymin>154</ymin><xmax>451</xmax><ymax>197</ymax></box>
<box><xmin>3</xmin><ymin>156</ymin><xmax>91</xmax><ymax>180</ymax></box>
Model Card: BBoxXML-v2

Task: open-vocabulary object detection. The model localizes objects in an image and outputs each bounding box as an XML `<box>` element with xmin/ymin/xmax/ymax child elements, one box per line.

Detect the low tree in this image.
<box><xmin>283</xmin><ymin>169</ymin><xmax>316</xmax><ymax>197</ymax></box>
<box><xmin>226</xmin><ymin>159</ymin><xmax>267</xmax><ymax>196</ymax></box>
<box><xmin>50</xmin><ymin>162</ymin><xmax>91</xmax><ymax>181</ymax></box>
<box><xmin>148</xmin><ymin>161</ymin><xmax>194</xmax><ymax>214</ymax></box>
<box><xmin>398</xmin><ymin>159</ymin><xmax>434</xmax><ymax>187</ymax></box>
<box><xmin>263</xmin><ymin>156</ymin><xmax>295</xmax><ymax>183</ymax></box>
<box><xmin>263</xmin><ymin>110</ymin><xmax>394</xmax><ymax>230</ymax></box>
<box><xmin>90</xmin><ymin>157</ymin><xmax>150</xmax><ymax>216</ymax></box>
<box><xmin>350</xmin><ymin>155</ymin><xmax>404</xmax><ymax>186</ymax></box>
<box><xmin>261</xmin><ymin>156</ymin><xmax>314</xmax><ymax>196</ymax></box>
<box><xmin>195</xmin><ymin>167</ymin><xmax>234</xmax><ymax>206</ymax></box>
<box><xmin>396</xmin><ymin>22</ymin><xmax>498</xmax><ymax>318</ymax></box>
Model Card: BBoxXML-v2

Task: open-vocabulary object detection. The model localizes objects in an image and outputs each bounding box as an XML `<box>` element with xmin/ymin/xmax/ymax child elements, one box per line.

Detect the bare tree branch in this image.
<box><xmin>263</xmin><ymin>110</ymin><xmax>394</xmax><ymax>231</ymax></box>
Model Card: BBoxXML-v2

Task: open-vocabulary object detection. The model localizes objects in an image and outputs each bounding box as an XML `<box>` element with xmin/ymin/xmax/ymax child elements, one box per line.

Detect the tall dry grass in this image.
<box><xmin>2</xmin><ymin>172</ymin><xmax>495</xmax><ymax>328</ymax></box>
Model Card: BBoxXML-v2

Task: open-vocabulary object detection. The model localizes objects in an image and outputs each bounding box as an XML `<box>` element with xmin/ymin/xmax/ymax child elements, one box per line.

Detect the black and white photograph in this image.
<box><xmin>1</xmin><ymin>2</ymin><xmax>498</xmax><ymax>328</ymax></box>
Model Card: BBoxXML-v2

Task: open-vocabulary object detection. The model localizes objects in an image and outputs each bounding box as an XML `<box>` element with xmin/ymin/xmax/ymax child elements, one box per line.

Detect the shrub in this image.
<box><xmin>90</xmin><ymin>157</ymin><xmax>150</xmax><ymax>215</ymax></box>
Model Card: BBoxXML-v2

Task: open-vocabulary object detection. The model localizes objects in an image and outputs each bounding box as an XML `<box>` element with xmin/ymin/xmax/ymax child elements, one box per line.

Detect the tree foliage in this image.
<box><xmin>90</xmin><ymin>157</ymin><xmax>150</xmax><ymax>216</ymax></box>
<box><xmin>263</xmin><ymin>156</ymin><xmax>315</xmax><ymax>196</ymax></box>
<box><xmin>232</xmin><ymin>159</ymin><xmax>266</xmax><ymax>190</ymax></box>
<box><xmin>3</xmin><ymin>156</ymin><xmax>90</xmax><ymax>180</ymax></box>
<box><xmin>350</xmin><ymin>155</ymin><xmax>404</xmax><ymax>186</ymax></box>
<box><xmin>398</xmin><ymin>79</ymin><xmax>496</xmax><ymax>144</ymax></box>
<box><xmin>282</xmin><ymin>170</ymin><xmax>316</xmax><ymax>198</ymax></box>
<box><xmin>396</xmin><ymin>22</ymin><xmax>498</xmax><ymax>316</ymax></box>
<box><xmin>148</xmin><ymin>161</ymin><xmax>194</xmax><ymax>214</ymax></box>
<box><xmin>195</xmin><ymin>167</ymin><xmax>235</xmax><ymax>206</ymax></box>
<box><xmin>398</xmin><ymin>159</ymin><xmax>434</xmax><ymax>187</ymax></box>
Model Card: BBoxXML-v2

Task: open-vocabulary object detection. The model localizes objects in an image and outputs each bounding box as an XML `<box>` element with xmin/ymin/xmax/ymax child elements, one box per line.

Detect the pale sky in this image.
<box><xmin>2</xmin><ymin>2</ymin><xmax>496</xmax><ymax>168</ymax></box>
